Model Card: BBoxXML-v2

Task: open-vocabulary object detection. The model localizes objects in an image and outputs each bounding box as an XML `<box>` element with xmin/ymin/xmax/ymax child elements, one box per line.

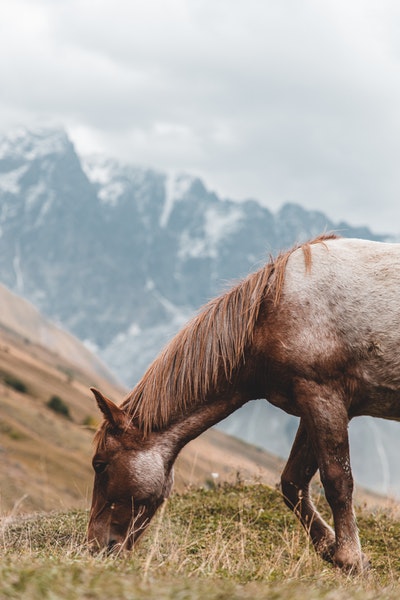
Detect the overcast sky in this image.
<box><xmin>1</xmin><ymin>0</ymin><xmax>400</xmax><ymax>235</ymax></box>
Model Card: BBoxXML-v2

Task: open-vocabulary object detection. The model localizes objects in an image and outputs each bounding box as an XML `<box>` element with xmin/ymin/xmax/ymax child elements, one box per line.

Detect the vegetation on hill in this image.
<box><xmin>2</xmin><ymin>483</ymin><xmax>400</xmax><ymax>599</ymax></box>
<box><xmin>46</xmin><ymin>395</ymin><xmax>71</xmax><ymax>419</ymax></box>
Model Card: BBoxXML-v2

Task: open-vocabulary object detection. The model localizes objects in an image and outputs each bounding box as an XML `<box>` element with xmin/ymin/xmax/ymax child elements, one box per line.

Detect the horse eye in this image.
<box><xmin>93</xmin><ymin>461</ymin><xmax>107</xmax><ymax>474</ymax></box>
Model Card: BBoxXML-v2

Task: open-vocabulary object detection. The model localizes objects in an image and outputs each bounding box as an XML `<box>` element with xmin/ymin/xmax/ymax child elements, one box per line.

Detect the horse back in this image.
<box><xmin>255</xmin><ymin>238</ymin><xmax>400</xmax><ymax>417</ymax></box>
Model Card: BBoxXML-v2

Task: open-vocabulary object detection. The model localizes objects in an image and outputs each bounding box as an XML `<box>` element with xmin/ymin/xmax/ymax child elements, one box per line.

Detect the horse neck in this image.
<box><xmin>158</xmin><ymin>390</ymin><xmax>247</xmax><ymax>462</ymax></box>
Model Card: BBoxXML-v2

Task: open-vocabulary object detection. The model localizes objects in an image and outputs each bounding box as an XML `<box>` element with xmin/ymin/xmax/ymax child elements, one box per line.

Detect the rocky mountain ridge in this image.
<box><xmin>0</xmin><ymin>126</ymin><xmax>383</xmax><ymax>381</ymax></box>
<box><xmin>0</xmin><ymin>125</ymin><xmax>396</xmax><ymax>497</ymax></box>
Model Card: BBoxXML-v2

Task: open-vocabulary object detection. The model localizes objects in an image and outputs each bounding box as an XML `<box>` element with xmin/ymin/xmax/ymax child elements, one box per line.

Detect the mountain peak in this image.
<box><xmin>82</xmin><ymin>154</ymin><xmax>164</xmax><ymax>208</ymax></box>
<box><xmin>0</xmin><ymin>126</ymin><xmax>71</xmax><ymax>162</ymax></box>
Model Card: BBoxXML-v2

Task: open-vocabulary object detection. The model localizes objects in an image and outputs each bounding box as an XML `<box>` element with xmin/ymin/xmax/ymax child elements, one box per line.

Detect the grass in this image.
<box><xmin>2</xmin><ymin>483</ymin><xmax>400</xmax><ymax>599</ymax></box>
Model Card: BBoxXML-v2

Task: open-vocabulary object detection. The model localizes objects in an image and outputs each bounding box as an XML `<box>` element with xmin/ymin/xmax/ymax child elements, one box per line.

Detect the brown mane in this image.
<box><xmin>120</xmin><ymin>234</ymin><xmax>338</xmax><ymax>434</ymax></box>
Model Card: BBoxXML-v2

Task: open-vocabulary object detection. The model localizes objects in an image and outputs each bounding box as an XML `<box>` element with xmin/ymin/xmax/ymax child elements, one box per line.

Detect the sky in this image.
<box><xmin>1</xmin><ymin>0</ymin><xmax>400</xmax><ymax>235</ymax></box>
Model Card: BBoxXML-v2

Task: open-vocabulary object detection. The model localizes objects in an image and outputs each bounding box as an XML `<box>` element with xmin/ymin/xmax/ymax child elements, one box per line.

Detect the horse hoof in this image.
<box><xmin>333</xmin><ymin>551</ymin><xmax>370</xmax><ymax>575</ymax></box>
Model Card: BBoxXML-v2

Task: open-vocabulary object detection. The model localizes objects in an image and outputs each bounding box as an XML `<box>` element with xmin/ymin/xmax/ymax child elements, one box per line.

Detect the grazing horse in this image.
<box><xmin>88</xmin><ymin>234</ymin><xmax>400</xmax><ymax>573</ymax></box>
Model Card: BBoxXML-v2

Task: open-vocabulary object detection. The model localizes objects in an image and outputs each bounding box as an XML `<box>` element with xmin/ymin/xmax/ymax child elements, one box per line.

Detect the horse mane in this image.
<box><xmin>120</xmin><ymin>233</ymin><xmax>338</xmax><ymax>434</ymax></box>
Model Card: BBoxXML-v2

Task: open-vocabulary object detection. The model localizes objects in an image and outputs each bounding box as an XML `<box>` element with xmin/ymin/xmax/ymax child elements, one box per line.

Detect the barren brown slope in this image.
<box><xmin>0</xmin><ymin>325</ymin><xmax>124</xmax><ymax>514</ymax></box>
<box><xmin>0</xmin><ymin>282</ymin><xmax>117</xmax><ymax>383</ymax></box>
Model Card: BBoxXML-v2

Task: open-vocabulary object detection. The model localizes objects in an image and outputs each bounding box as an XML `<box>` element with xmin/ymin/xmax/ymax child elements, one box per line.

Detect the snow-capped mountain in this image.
<box><xmin>0</xmin><ymin>126</ymin><xmax>381</xmax><ymax>380</ymax></box>
<box><xmin>0</xmin><ymin>125</ymin><xmax>396</xmax><ymax>496</ymax></box>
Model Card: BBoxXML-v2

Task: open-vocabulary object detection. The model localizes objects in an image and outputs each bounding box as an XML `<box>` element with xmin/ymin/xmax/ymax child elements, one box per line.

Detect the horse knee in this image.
<box><xmin>321</xmin><ymin>463</ymin><xmax>354</xmax><ymax>509</ymax></box>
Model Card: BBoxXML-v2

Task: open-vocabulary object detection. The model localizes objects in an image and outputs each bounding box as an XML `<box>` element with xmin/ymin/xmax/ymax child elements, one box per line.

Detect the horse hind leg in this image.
<box><xmin>281</xmin><ymin>419</ymin><xmax>336</xmax><ymax>563</ymax></box>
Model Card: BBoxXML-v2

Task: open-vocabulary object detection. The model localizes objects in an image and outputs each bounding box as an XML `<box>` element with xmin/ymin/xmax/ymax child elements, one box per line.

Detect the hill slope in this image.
<box><xmin>3</xmin><ymin>484</ymin><xmax>400</xmax><ymax>599</ymax></box>
<box><xmin>0</xmin><ymin>282</ymin><xmax>117</xmax><ymax>384</ymax></box>
<box><xmin>0</xmin><ymin>325</ymin><xmax>122</xmax><ymax>514</ymax></box>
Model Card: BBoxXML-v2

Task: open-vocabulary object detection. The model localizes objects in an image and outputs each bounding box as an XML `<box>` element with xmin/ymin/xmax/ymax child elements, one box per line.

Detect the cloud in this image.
<box><xmin>1</xmin><ymin>0</ymin><xmax>400</xmax><ymax>233</ymax></box>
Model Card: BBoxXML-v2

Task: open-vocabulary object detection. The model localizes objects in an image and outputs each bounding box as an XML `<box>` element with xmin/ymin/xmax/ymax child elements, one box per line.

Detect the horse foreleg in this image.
<box><xmin>281</xmin><ymin>419</ymin><xmax>336</xmax><ymax>562</ymax></box>
<box><xmin>296</xmin><ymin>382</ymin><xmax>368</xmax><ymax>573</ymax></box>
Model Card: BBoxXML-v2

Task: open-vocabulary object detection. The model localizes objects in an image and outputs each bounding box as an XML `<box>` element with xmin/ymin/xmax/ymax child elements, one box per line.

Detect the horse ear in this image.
<box><xmin>90</xmin><ymin>388</ymin><xmax>129</xmax><ymax>429</ymax></box>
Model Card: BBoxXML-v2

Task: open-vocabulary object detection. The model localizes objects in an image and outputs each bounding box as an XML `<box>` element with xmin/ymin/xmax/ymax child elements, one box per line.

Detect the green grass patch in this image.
<box><xmin>2</xmin><ymin>373</ymin><xmax>28</xmax><ymax>394</ymax></box>
<box><xmin>46</xmin><ymin>395</ymin><xmax>71</xmax><ymax>419</ymax></box>
<box><xmin>1</xmin><ymin>484</ymin><xmax>400</xmax><ymax>599</ymax></box>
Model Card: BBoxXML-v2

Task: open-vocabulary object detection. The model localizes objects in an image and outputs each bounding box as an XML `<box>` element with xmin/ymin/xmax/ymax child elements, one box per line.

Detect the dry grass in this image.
<box><xmin>2</xmin><ymin>483</ymin><xmax>400</xmax><ymax>599</ymax></box>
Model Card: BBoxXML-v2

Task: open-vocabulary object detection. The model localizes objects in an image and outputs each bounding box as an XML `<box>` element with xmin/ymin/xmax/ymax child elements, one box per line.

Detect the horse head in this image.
<box><xmin>87</xmin><ymin>388</ymin><xmax>174</xmax><ymax>553</ymax></box>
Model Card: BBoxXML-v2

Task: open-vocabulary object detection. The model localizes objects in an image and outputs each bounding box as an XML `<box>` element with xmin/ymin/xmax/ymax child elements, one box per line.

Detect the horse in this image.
<box><xmin>88</xmin><ymin>233</ymin><xmax>400</xmax><ymax>573</ymax></box>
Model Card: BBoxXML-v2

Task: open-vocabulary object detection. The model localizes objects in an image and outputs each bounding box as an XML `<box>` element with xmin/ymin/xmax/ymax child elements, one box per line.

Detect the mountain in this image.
<box><xmin>0</xmin><ymin>127</ymin><xmax>383</xmax><ymax>382</ymax></box>
<box><xmin>0</xmin><ymin>125</ymin><xmax>397</xmax><ymax>499</ymax></box>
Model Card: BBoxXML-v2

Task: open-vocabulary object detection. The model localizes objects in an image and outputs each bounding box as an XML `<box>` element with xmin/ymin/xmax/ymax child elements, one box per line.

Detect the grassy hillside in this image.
<box><xmin>0</xmin><ymin>326</ymin><xmax>123</xmax><ymax>514</ymax></box>
<box><xmin>2</xmin><ymin>483</ymin><xmax>400</xmax><ymax>599</ymax></box>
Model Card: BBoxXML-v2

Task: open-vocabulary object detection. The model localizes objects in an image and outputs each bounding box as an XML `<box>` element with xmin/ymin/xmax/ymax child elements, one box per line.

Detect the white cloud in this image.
<box><xmin>1</xmin><ymin>0</ymin><xmax>400</xmax><ymax>233</ymax></box>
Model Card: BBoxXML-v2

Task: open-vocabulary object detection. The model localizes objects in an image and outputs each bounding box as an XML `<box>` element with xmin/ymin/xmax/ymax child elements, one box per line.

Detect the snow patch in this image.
<box><xmin>204</xmin><ymin>206</ymin><xmax>243</xmax><ymax>247</ymax></box>
<box><xmin>160</xmin><ymin>172</ymin><xmax>194</xmax><ymax>228</ymax></box>
<box><xmin>178</xmin><ymin>205</ymin><xmax>244</xmax><ymax>260</ymax></box>
<box><xmin>82</xmin><ymin>156</ymin><xmax>128</xmax><ymax>206</ymax></box>
<box><xmin>0</xmin><ymin>165</ymin><xmax>28</xmax><ymax>195</ymax></box>
<box><xmin>25</xmin><ymin>181</ymin><xmax>56</xmax><ymax>226</ymax></box>
<box><xmin>81</xmin><ymin>158</ymin><xmax>112</xmax><ymax>184</ymax></box>
<box><xmin>178</xmin><ymin>232</ymin><xmax>210</xmax><ymax>260</ymax></box>
<box><xmin>26</xmin><ymin>180</ymin><xmax>47</xmax><ymax>208</ymax></box>
<box><xmin>98</xmin><ymin>181</ymin><xmax>126</xmax><ymax>206</ymax></box>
